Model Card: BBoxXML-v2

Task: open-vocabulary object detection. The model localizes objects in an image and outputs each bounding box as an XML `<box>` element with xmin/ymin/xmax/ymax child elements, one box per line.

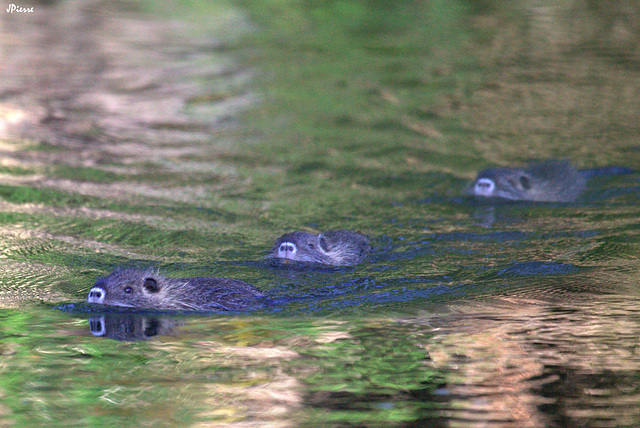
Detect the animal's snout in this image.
<box><xmin>474</xmin><ymin>178</ymin><xmax>495</xmax><ymax>196</ymax></box>
<box><xmin>88</xmin><ymin>287</ymin><xmax>106</xmax><ymax>304</ymax></box>
<box><xmin>278</xmin><ymin>242</ymin><xmax>297</xmax><ymax>259</ymax></box>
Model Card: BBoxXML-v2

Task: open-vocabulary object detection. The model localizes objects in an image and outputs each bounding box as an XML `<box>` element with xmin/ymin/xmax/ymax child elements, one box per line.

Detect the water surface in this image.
<box><xmin>1</xmin><ymin>0</ymin><xmax>640</xmax><ymax>426</ymax></box>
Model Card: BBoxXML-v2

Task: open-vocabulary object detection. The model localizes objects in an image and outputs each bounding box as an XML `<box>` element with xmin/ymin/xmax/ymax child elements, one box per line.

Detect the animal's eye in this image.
<box><xmin>124</xmin><ymin>286</ymin><xmax>133</xmax><ymax>294</ymax></box>
<box><xmin>308</xmin><ymin>243</ymin><xmax>315</xmax><ymax>249</ymax></box>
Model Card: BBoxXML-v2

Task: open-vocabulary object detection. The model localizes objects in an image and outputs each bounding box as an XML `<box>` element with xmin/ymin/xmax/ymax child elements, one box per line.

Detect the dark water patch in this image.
<box><xmin>582</xmin><ymin>183</ymin><xmax>640</xmax><ymax>204</ymax></box>
<box><xmin>369</xmin><ymin>244</ymin><xmax>439</xmax><ymax>264</ymax></box>
<box><xmin>262</xmin><ymin>258</ymin><xmax>359</xmax><ymax>273</ymax></box>
<box><xmin>581</xmin><ymin>166</ymin><xmax>636</xmax><ymax>179</ymax></box>
<box><xmin>534</xmin><ymin>366</ymin><xmax>640</xmax><ymax>428</ymax></box>
<box><xmin>497</xmin><ymin>261</ymin><xmax>580</xmax><ymax>276</ymax></box>
<box><xmin>359</xmin><ymin>171</ymin><xmax>463</xmax><ymax>193</ymax></box>
<box><xmin>59</xmin><ymin>302</ymin><xmax>263</xmax><ymax>317</ymax></box>
<box><xmin>432</xmin><ymin>230</ymin><xmax>532</xmax><ymax>243</ymax></box>
<box><xmin>275</xmin><ymin>280</ymin><xmax>464</xmax><ymax>315</ymax></box>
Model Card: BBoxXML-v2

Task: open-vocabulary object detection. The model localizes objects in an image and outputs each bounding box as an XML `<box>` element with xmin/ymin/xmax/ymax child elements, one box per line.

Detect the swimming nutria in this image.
<box><xmin>466</xmin><ymin>160</ymin><xmax>586</xmax><ymax>202</ymax></box>
<box><xmin>87</xmin><ymin>268</ymin><xmax>265</xmax><ymax>311</ymax></box>
<box><xmin>268</xmin><ymin>230</ymin><xmax>371</xmax><ymax>266</ymax></box>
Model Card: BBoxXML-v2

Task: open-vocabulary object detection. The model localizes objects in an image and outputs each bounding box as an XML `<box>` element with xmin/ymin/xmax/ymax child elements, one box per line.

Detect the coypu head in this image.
<box><xmin>270</xmin><ymin>232</ymin><xmax>330</xmax><ymax>264</ymax></box>
<box><xmin>269</xmin><ymin>230</ymin><xmax>371</xmax><ymax>266</ymax></box>
<box><xmin>467</xmin><ymin>161</ymin><xmax>585</xmax><ymax>202</ymax></box>
<box><xmin>469</xmin><ymin>167</ymin><xmax>533</xmax><ymax>200</ymax></box>
<box><xmin>88</xmin><ymin>268</ymin><xmax>265</xmax><ymax>311</ymax></box>
<box><xmin>88</xmin><ymin>267</ymin><xmax>171</xmax><ymax>309</ymax></box>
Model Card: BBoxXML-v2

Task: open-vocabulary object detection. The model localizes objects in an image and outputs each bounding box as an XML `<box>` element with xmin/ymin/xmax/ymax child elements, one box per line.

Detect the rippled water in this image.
<box><xmin>1</xmin><ymin>0</ymin><xmax>640</xmax><ymax>426</ymax></box>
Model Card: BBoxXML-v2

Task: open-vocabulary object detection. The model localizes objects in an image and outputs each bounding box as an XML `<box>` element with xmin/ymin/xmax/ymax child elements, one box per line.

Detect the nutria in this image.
<box><xmin>268</xmin><ymin>230</ymin><xmax>371</xmax><ymax>266</ymax></box>
<box><xmin>466</xmin><ymin>160</ymin><xmax>586</xmax><ymax>202</ymax></box>
<box><xmin>87</xmin><ymin>267</ymin><xmax>265</xmax><ymax>311</ymax></box>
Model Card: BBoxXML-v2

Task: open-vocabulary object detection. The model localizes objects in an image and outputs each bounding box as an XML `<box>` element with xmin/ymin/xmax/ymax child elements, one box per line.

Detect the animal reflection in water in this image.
<box><xmin>89</xmin><ymin>313</ymin><xmax>179</xmax><ymax>341</ymax></box>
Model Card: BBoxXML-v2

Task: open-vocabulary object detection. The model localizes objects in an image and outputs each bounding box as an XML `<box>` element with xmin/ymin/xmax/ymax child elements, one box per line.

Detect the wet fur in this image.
<box><xmin>467</xmin><ymin>160</ymin><xmax>586</xmax><ymax>202</ymax></box>
<box><xmin>269</xmin><ymin>230</ymin><xmax>371</xmax><ymax>266</ymax></box>
<box><xmin>89</xmin><ymin>267</ymin><xmax>264</xmax><ymax>311</ymax></box>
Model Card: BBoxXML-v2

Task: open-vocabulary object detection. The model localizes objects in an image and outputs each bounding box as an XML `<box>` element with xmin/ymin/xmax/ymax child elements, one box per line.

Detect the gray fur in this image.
<box><xmin>466</xmin><ymin>160</ymin><xmax>586</xmax><ymax>202</ymax></box>
<box><xmin>88</xmin><ymin>267</ymin><xmax>264</xmax><ymax>311</ymax></box>
<box><xmin>268</xmin><ymin>230</ymin><xmax>371</xmax><ymax>266</ymax></box>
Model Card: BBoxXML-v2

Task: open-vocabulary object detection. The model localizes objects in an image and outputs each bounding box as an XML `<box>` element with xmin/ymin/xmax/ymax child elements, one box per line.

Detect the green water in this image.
<box><xmin>1</xmin><ymin>0</ymin><xmax>640</xmax><ymax>426</ymax></box>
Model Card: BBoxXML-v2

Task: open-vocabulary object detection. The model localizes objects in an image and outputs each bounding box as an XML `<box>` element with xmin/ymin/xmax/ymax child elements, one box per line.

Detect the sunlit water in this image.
<box><xmin>1</xmin><ymin>0</ymin><xmax>640</xmax><ymax>426</ymax></box>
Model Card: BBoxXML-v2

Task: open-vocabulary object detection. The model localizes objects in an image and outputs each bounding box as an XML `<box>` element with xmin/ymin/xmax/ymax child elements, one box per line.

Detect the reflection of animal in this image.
<box><xmin>466</xmin><ymin>160</ymin><xmax>586</xmax><ymax>202</ymax></box>
<box><xmin>268</xmin><ymin>230</ymin><xmax>371</xmax><ymax>266</ymax></box>
<box><xmin>88</xmin><ymin>268</ymin><xmax>265</xmax><ymax>311</ymax></box>
<box><xmin>89</xmin><ymin>313</ymin><xmax>179</xmax><ymax>341</ymax></box>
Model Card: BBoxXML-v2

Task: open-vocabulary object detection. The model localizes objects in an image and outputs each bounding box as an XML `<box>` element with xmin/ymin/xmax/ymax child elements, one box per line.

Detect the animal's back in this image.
<box><xmin>523</xmin><ymin>160</ymin><xmax>586</xmax><ymax>202</ymax></box>
<box><xmin>181</xmin><ymin>277</ymin><xmax>266</xmax><ymax>311</ymax></box>
<box><xmin>321</xmin><ymin>230</ymin><xmax>371</xmax><ymax>265</ymax></box>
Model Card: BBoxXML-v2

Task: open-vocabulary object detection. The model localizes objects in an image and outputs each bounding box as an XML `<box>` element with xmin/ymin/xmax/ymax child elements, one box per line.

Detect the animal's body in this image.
<box><xmin>88</xmin><ymin>268</ymin><xmax>265</xmax><ymax>311</ymax></box>
<box><xmin>467</xmin><ymin>160</ymin><xmax>586</xmax><ymax>202</ymax></box>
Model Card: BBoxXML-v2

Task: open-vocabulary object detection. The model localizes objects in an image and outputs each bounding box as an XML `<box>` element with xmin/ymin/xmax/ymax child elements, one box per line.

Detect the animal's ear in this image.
<box><xmin>143</xmin><ymin>277</ymin><xmax>160</xmax><ymax>293</ymax></box>
<box><xmin>318</xmin><ymin>235</ymin><xmax>330</xmax><ymax>252</ymax></box>
<box><xmin>519</xmin><ymin>174</ymin><xmax>531</xmax><ymax>190</ymax></box>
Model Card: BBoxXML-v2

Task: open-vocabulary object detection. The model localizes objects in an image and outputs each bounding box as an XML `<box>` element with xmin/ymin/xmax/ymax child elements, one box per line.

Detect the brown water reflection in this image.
<box><xmin>421</xmin><ymin>291</ymin><xmax>640</xmax><ymax>427</ymax></box>
<box><xmin>77</xmin><ymin>287</ymin><xmax>640</xmax><ymax>427</ymax></box>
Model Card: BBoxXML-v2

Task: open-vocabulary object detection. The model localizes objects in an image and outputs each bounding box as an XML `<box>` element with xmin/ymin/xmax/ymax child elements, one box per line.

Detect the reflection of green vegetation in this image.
<box><xmin>47</xmin><ymin>165</ymin><xmax>125</xmax><ymax>183</ymax></box>
<box><xmin>0</xmin><ymin>185</ymin><xmax>93</xmax><ymax>206</ymax></box>
<box><xmin>223</xmin><ymin>0</ymin><xmax>483</xmax><ymax>235</ymax></box>
<box><xmin>0</xmin><ymin>309</ymin><xmax>201</xmax><ymax>425</ymax></box>
<box><xmin>237</xmin><ymin>0</ymin><xmax>477</xmax><ymax>167</ymax></box>
<box><xmin>290</xmin><ymin>320</ymin><xmax>443</xmax><ymax>425</ymax></box>
<box><xmin>0</xmin><ymin>311</ymin><xmax>443</xmax><ymax>426</ymax></box>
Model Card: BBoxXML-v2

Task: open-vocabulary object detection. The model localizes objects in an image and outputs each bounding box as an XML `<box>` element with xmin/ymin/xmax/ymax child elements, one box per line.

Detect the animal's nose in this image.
<box><xmin>474</xmin><ymin>178</ymin><xmax>495</xmax><ymax>196</ymax></box>
<box><xmin>278</xmin><ymin>242</ymin><xmax>297</xmax><ymax>258</ymax></box>
<box><xmin>280</xmin><ymin>243</ymin><xmax>295</xmax><ymax>252</ymax></box>
<box><xmin>88</xmin><ymin>287</ymin><xmax>106</xmax><ymax>304</ymax></box>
